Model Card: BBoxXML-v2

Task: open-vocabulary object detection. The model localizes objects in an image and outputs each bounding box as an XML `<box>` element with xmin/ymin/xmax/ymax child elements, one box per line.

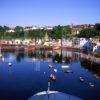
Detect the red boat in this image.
<box><xmin>24</xmin><ymin>47</ymin><xmax>34</xmax><ymax>52</ymax></box>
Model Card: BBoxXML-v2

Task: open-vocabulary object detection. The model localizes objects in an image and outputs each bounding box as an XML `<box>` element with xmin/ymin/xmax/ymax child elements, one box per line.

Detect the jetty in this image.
<box><xmin>80</xmin><ymin>53</ymin><xmax>100</xmax><ymax>64</ymax></box>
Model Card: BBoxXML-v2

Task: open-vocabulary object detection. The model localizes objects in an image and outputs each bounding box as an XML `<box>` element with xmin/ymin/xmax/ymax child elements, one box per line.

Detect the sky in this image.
<box><xmin>0</xmin><ymin>0</ymin><xmax>100</xmax><ymax>27</ymax></box>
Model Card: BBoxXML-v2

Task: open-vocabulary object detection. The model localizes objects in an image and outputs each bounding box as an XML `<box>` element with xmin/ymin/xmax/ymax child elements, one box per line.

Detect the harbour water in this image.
<box><xmin>0</xmin><ymin>49</ymin><xmax>100</xmax><ymax>100</ymax></box>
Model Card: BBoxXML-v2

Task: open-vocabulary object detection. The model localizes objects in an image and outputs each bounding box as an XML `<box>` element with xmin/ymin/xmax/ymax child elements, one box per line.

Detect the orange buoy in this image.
<box><xmin>50</xmin><ymin>74</ymin><xmax>56</xmax><ymax>81</ymax></box>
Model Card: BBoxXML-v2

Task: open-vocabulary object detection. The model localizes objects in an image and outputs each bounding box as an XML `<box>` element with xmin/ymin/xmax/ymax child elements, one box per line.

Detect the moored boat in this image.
<box><xmin>79</xmin><ymin>77</ymin><xmax>85</xmax><ymax>82</ymax></box>
<box><xmin>50</xmin><ymin>74</ymin><xmax>56</xmax><ymax>81</ymax></box>
<box><xmin>24</xmin><ymin>47</ymin><xmax>35</xmax><ymax>52</ymax></box>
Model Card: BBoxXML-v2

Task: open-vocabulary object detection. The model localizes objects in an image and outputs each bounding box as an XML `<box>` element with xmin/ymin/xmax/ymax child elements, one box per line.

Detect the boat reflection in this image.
<box><xmin>1</xmin><ymin>49</ymin><xmax>100</xmax><ymax>79</ymax></box>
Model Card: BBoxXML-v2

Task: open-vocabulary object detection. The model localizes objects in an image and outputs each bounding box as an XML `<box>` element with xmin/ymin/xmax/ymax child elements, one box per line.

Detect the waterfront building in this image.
<box><xmin>44</xmin><ymin>33</ymin><xmax>49</xmax><ymax>42</ymax></box>
<box><xmin>14</xmin><ymin>39</ymin><xmax>22</xmax><ymax>45</ymax></box>
<box><xmin>23</xmin><ymin>39</ymin><xmax>32</xmax><ymax>45</ymax></box>
<box><xmin>6</xmin><ymin>29</ymin><xmax>15</xmax><ymax>33</ymax></box>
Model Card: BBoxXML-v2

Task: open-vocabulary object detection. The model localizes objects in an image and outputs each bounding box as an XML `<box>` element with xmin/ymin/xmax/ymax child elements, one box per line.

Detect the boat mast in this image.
<box><xmin>47</xmin><ymin>81</ymin><xmax>50</xmax><ymax>100</ymax></box>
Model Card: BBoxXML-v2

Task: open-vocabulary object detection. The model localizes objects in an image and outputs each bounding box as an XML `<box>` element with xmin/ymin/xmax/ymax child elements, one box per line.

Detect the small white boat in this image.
<box><xmin>8</xmin><ymin>62</ymin><xmax>12</xmax><ymax>66</ymax></box>
<box><xmin>54</xmin><ymin>69</ymin><xmax>57</xmax><ymax>73</ymax></box>
<box><xmin>48</xmin><ymin>65</ymin><xmax>53</xmax><ymax>68</ymax></box>
<box><xmin>79</xmin><ymin>77</ymin><xmax>85</xmax><ymax>82</ymax></box>
<box><xmin>89</xmin><ymin>82</ymin><xmax>95</xmax><ymax>87</ymax></box>
<box><xmin>61</xmin><ymin>65</ymin><xmax>70</xmax><ymax>69</ymax></box>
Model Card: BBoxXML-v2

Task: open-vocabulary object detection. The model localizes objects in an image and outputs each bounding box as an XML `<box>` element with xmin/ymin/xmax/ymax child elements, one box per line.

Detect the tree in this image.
<box><xmin>78</xmin><ymin>28</ymin><xmax>97</xmax><ymax>38</ymax></box>
<box><xmin>14</xmin><ymin>26</ymin><xmax>24</xmax><ymax>38</ymax></box>
<box><xmin>3</xmin><ymin>26</ymin><xmax>10</xmax><ymax>32</ymax></box>
<box><xmin>0</xmin><ymin>26</ymin><xmax>4</xmax><ymax>39</ymax></box>
<box><xmin>94</xmin><ymin>23</ymin><xmax>100</xmax><ymax>31</ymax></box>
<box><xmin>62</xmin><ymin>26</ymin><xmax>72</xmax><ymax>38</ymax></box>
<box><xmin>52</xmin><ymin>25</ymin><xmax>62</xmax><ymax>39</ymax></box>
<box><xmin>14</xmin><ymin>26</ymin><xmax>23</xmax><ymax>33</ymax></box>
<box><xmin>0</xmin><ymin>26</ymin><xmax>4</xmax><ymax>32</ymax></box>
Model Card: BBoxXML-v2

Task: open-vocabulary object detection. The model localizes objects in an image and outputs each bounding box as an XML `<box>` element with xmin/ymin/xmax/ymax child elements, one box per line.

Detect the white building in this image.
<box><xmin>44</xmin><ymin>26</ymin><xmax>53</xmax><ymax>30</ymax></box>
<box><xmin>23</xmin><ymin>39</ymin><xmax>31</xmax><ymax>45</ymax></box>
<box><xmin>24</xmin><ymin>26</ymin><xmax>53</xmax><ymax>31</ymax></box>
<box><xmin>14</xmin><ymin>39</ymin><xmax>22</xmax><ymax>45</ymax></box>
<box><xmin>6</xmin><ymin>29</ymin><xmax>15</xmax><ymax>33</ymax></box>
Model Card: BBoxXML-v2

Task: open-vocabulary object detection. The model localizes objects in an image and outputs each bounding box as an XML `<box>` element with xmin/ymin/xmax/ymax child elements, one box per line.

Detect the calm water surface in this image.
<box><xmin>0</xmin><ymin>50</ymin><xmax>100</xmax><ymax>100</ymax></box>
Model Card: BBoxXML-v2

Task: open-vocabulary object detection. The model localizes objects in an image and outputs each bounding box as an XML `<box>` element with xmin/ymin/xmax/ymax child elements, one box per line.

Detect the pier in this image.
<box><xmin>80</xmin><ymin>53</ymin><xmax>100</xmax><ymax>64</ymax></box>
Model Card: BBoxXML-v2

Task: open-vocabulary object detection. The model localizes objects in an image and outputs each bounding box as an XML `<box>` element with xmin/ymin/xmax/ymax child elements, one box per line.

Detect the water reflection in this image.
<box><xmin>16</xmin><ymin>51</ymin><xmax>24</xmax><ymax>62</ymax></box>
<box><xmin>1</xmin><ymin>49</ymin><xmax>99</xmax><ymax>63</ymax></box>
<box><xmin>80</xmin><ymin>58</ymin><xmax>100</xmax><ymax>79</ymax></box>
<box><xmin>1</xmin><ymin>50</ymin><xmax>100</xmax><ymax>72</ymax></box>
<box><xmin>0</xmin><ymin>49</ymin><xmax>100</xmax><ymax>100</ymax></box>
